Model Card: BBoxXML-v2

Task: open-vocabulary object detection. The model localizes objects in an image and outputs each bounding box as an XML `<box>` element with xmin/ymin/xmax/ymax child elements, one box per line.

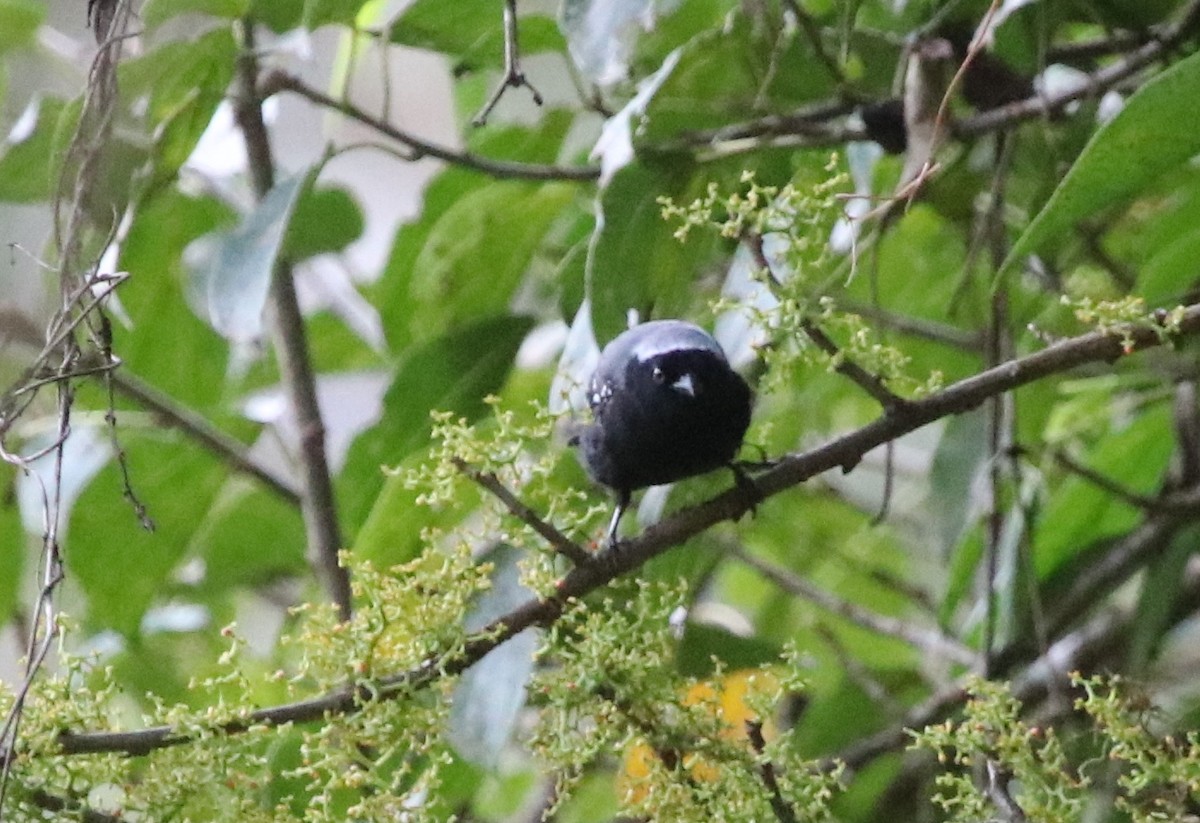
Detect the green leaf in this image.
<box><xmin>119</xmin><ymin>189</ymin><xmax>236</xmax><ymax>409</ymax></box>
<box><xmin>1127</xmin><ymin>525</ymin><xmax>1198</xmax><ymax>671</ymax></box>
<box><xmin>142</xmin><ymin>0</ymin><xmax>248</xmax><ymax>27</ymax></box>
<box><xmin>377</xmin><ymin>180</ymin><xmax>575</xmax><ymax>348</ymax></box>
<box><xmin>284</xmin><ymin>185</ymin><xmax>365</xmax><ymax>260</ymax></box>
<box><xmin>250</xmin><ymin>0</ymin><xmax>302</xmax><ymax>32</ymax></box>
<box><xmin>193</xmin><ymin>173</ymin><xmax>306</xmax><ymax>343</ymax></box>
<box><xmin>0</xmin><ymin>0</ymin><xmax>43</xmax><ymax>53</ymax></box>
<box><xmin>0</xmin><ymin>97</ymin><xmax>78</xmax><ymax>202</ymax></box>
<box><xmin>119</xmin><ymin>29</ymin><xmax>237</xmax><ymax>186</ymax></box>
<box><xmin>794</xmin><ymin>672</ymin><xmax>886</xmax><ymax>756</ymax></box>
<box><xmin>389</xmin><ymin>0</ymin><xmax>563</xmax><ymax>70</ymax></box>
<box><xmin>676</xmin><ymin>623</ymin><xmax>781</xmax><ymax>677</ymax></box>
<box><xmin>120</xmin><ymin>29</ymin><xmax>238</xmax><ymax>122</ymax></box>
<box><xmin>191</xmin><ymin>480</ymin><xmax>306</xmax><ymax>593</ymax></box>
<box><xmin>590</xmin><ymin>158</ymin><xmax>719</xmax><ymax>343</ymax></box>
<box><xmin>0</xmin><ymin>484</ymin><xmax>23</xmax><ymax>625</ymax></box>
<box><xmin>928</xmin><ymin>410</ymin><xmax>989</xmax><ymax>557</ymax></box>
<box><xmin>70</xmin><ymin>436</ymin><xmax>225</xmax><ymax>636</ymax></box>
<box><xmin>304</xmin><ymin>0</ymin><xmax>364</xmax><ymax>29</ymax></box>
<box><xmin>1036</xmin><ymin>405</ymin><xmax>1174</xmax><ymax>578</ymax></box>
<box><xmin>1140</xmin><ymin>223</ymin><xmax>1200</xmax><ymax>305</ymax></box>
<box><xmin>342</xmin><ymin>314</ymin><xmax>534</xmax><ymax>538</ymax></box>
<box><xmin>1004</xmin><ymin>48</ymin><xmax>1200</xmax><ymax>274</ymax></box>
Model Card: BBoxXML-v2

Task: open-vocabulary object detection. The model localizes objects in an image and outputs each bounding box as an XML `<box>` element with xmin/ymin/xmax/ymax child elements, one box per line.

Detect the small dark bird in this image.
<box><xmin>572</xmin><ymin>320</ymin><xmax>752</xmax><ymax>544</ymax></box>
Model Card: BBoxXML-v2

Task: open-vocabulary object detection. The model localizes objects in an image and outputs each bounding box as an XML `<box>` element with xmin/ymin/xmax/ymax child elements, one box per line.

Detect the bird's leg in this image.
<box><xmin>606</xmin><ymin>489</ymin><xmax>631</xmax><ymax>547</ymax></box>
<box><xmin>729</xmin><ymin>462</ymin><xmax>764</xmax><ymax>518</ymax></box>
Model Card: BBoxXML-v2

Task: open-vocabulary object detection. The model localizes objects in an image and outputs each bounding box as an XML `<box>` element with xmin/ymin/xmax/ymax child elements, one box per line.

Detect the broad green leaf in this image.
<box><xmin>1139</xmin><ymin>223</ymin><xmax>1200</xmax><ymax>304</ymax></box>
<box><xmin>342</xmin><ymin>314</ymin><xmax>534</xmax><ymax>538</ymax></box>
<box><xmin>374</xmin><ymin>113</ymin><xmax>579</xmax><ymax>348</ymax></box>
<box><xmin>107</xmin><ymin>640</ymin><xmax>193</xmax><ymax>707</ymax></box>
<box><xmin>465</xmin><ymin>107</ymin><xmax>578</xmax><ymax>162</ymax></box>
<box><xmin>378</xmin><ymin>181</ymin><xmax>575</xmax><ymax>347</ymax></box>
<box><xmin>70</xmin><ymin>435</ymin><xmax>225</xmax><ymax>636</ymax></box>
<box><xmin>794</xmin><ymin>672</ymin><xmax>886</xmax><ymax>756</ymax></box>
<box><xmin>0</xmin><ymin>96</ymin><xmax>77</xmax><ymax>203</ymax></box>
<box><xmin>590</xmin><ymin>158</ymin><xmax>720</xmax><ymax>343</ymax></box>
<box><xmin>353</xmin><ymin>456</ymin><xmax>477</xmax><ymax>566</ymax></box>
<box><xmin>119</xmin><ymin>189</ymin><xmax>236</xmax><ymax>409</ymax></box>
<box><xmin>304</xmin><ymin>0</ymin><xmax>363</xmax><ymax>29</ymax></box>
<box><xmin>191</xmin><ymin>480</ymin><xmax>306</xmax><ymax>593</ymax></box>
<box><xmin>389</xmin><ymin>0</ymin><xmax>563</xmax><ymax>70</ymax></box>
<box><xmin>1036</xmin><ymin>405</ymin><xmax>1174</xmax><ymax>578</ymax></box>
<box><xmin>142</xmin><ymin>0</ymin><xmax>247</xmax><ymax>27</ymax></box>
<box><xmin>265</xmin><ymin>731</ymin><xmax>311</xmax><ymax>816</ymax></box>
<box><xmin>250</xmin><ymin>0</ymin><xmax>303</xmax><ymax>32</ymax></box>
<box><xmin>1004</xmin><ymin>48</ymin><xmax>1200</xmax><ymax>274</ymax></box>
<box><xmin>1127</xmin><ymin>526</ymin><xmax>1198</xmax><ymax>671</ymax></box>
<box><xmin>119</xmin><ymin>29</ymin><xmax>237</xmax><ymax>186</ymax></box>
<box><xmin>374</xmin><ymin>172</ymin><xmax>483</xmax><ymax>349</ymax></box>
<box><xmin>0</xmin><ymin>0</ymin><xmax>42</xmax><ymax>53</ymax></box>
<box><xmin>927</xmin><ymin>411</ymin><xmax>989</xmax><ymax>558</ymax></box>
<box><xmin>676</xmin><ymin>623</ymin><xmax>781</xmax><ymax>677</ymax></box>
<box><xmin>643</xmin><ymin>13</ymin><xmax>825</xmax><ymax>138</ymax></box>
<box><xmin>0</xmin><ymin>486</ymin><xmax>23</xmax><ymax>625</ymax></box>
<box><xmin>192</xmin><ymin>173</ymin><xmax>306</xmax><ymax>343</ymax></box>
<box><xmin>284</xmin><ymin>185</ymin><xmax>365</xmax><ymax>260</ymax></box>
<box><xmin>120</xmin><ymin>29</ymin><xmax>237</xmax><ymax>122</ymax></box>
<box><xmin>942</xmin><ymin>527</ymin><xmax>983</xmax><ymax>629</ymax></box>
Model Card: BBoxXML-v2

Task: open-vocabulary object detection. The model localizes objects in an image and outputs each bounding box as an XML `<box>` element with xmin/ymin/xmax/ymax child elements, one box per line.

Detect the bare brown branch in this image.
<box><xmin>234</xmin><ymin>21</ymin><xmax>351</xmax><ymax>620</ymax></box>
<box><xmin>260</xmin><ymin>71</ymin><xmax>598</xmax><ymax>182</ymax></box>
<box><xmin>42</xmin><ymin>302</ymin><xmax>1200</xmax><ymax>762</ymax></box>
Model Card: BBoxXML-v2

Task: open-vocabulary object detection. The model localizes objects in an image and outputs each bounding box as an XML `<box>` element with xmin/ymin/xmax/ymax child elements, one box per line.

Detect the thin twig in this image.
<box><xmin>838</xmin><ymin>301</ymin><xmax>983</xmax><ymax>351</ymax></box>
<box><xmin>234</xmin><ymin>20</ymin><xmax>352</xmax><ymax>620</ymax></box>
<box><xmin>743</xmin><ymin>232</ymin><xmax>907</xmax><ymax>409</ymax></box>
<box><xmin>1052</xmin><ymin>449</ymin><xmax>1167</xmax><ymax>511</ymax></box>
<box><xmin>986</xmin><ymin>759</ymin><xmax>1028</xmax><ymax>822</ymax></box>
<box><xmin>108</xmin><ymin>368</ymin><xmax>300</xmax><ymax>505</ymax></box>
<box><xmin>0</xmin><ymin>0</ymin><xmax>134</xmax><ymax>813</ymax></box>
<box><xmin>746</xmin><ymin>720</ymin><xmax>798</xmax><ymax>823</ymax></box>
<box><xmin>801</xmin><ymin>319</ymin><xmax>908</xmax><ymax>409</ymax></box>
<box><xmin>451</xmin><ymin>456</ymin><xmax>592</xmax><ymax>566</ymax></box>
<box><xmin>260</xmin><ymin>71</ymin><xmax>597</xmax><ymax>182</ymax></box>
<box><xmin>473</xmin><ymin>0</ymin><xmax>544</xmax><ymax>126</ymax></box>
<box><xmin>674</xmin><ymin>98</ymin><xmax>858</xmax><ymax>146</ymax></box>
<box><xmin>732</xmin><ymin>545</ymin><xmax>976</xmax><ymax>666</ymax></box>
<box><xmin>928</xmin><ymin>0</ymin><xmax>1004</xmax><ymax>170</ymax></box>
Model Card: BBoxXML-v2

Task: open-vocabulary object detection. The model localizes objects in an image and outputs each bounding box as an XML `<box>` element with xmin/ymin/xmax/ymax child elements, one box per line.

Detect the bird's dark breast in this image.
<box><xmin>593</xmin><ymin>352</ymin><xmax>750</xmax><ymax>491</ymax></box>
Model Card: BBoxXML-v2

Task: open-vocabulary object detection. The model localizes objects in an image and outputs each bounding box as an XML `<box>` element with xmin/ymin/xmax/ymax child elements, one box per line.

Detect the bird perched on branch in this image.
<box><xmin>571</xmin><ymin>320</ymin><xmax>753</xmax><ymax>545</ymax></box>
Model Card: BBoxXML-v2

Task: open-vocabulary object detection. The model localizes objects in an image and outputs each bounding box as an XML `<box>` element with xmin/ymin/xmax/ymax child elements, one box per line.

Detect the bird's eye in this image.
<box><xmin>652</xmin><ymin>366</ymin><xmax>665</xmax><ymax>384</ymax></box>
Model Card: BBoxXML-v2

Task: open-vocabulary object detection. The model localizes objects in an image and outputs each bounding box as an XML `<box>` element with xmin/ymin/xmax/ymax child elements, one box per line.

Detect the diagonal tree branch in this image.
<box><xmin>451</xmin><ymin>456</ymin><xmax>592</xmax><ymax>566</ymax></box>
<box><xmin>38</xmin><ymin>303</ymin><xmax>1200</xmax><ymax>761</ymax></box>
